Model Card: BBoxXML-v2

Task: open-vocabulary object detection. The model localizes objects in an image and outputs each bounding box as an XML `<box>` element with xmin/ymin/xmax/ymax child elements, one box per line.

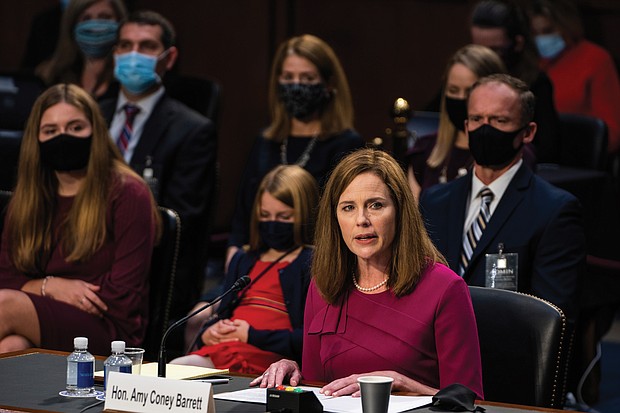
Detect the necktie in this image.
<box><xmin>117</xmin><ymin>104</ymin><xmax>140</xmax><ymax>155</ymax></box>
<box><xmin>459</xmin><ymin>188</ymin><xmax>494</xmax><ymax>276</ymax></box>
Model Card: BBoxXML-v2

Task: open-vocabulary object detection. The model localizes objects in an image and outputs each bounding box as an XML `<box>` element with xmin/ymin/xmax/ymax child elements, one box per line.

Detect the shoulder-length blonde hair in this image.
<box><xmin>263</xmin><ymin>34</ymin><xmax>354</xmax><ymax>143</ymax></box>
<box><xmin>36</xmin><ymin>0</ymin><xmax>127</xmax><ymax>86</ymax></box>
<box><xmin>8</xmin><ymin>83</ymin><xmax>153</xmax><ymax>273</ymax></box>
<box><xmin>248</xmin><ymin>165</ymin><xmax>319</xmax><ymax>251</ymax></box>
<box><xmin>428</xmin><ymin>44</ymin><xmax>506</xmax><ymax>169</ymax></box>
<box><xmin>313</xmin><ymin>148</ymin><xmax>446</xmax><ymax>304</ymax></box>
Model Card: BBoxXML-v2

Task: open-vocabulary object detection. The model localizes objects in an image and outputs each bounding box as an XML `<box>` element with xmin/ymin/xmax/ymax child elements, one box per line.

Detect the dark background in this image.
<box><xmin>2</xmin><ymin>0</ymin><xmax>620</xmax><ymax>234</ymax></box>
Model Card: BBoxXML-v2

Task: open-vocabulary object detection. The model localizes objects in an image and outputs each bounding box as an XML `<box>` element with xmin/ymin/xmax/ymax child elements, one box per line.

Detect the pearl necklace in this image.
<box><xmin>352</xmin><ymin>273</ymin><xmax>389</xmax><ymax>292</ymax></box>
<box><xmin>280</xmin><ymin>135</ymin><xmax>318</xmax><ymax>167</ymax></box>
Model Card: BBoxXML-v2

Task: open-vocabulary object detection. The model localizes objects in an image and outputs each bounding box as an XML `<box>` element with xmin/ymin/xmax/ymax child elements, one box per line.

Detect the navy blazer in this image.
<box><xmin>419</xmin><ymin>163</ymin><xmax>584</xmax><ymax>319</ymax></box>
<box><xmin>99</xmin><ymin>92</ymin><xmax>218</xmax><ymax>317</ymax></box>
<box><xmin>99</xmin><ymin>93</ymin><xmax>217</xmax><ymax>229</ymax></box>
<box><xmin>216</xmin><ymin>247</ymin><xmax>313</xmax><ymax>363</ymax></box>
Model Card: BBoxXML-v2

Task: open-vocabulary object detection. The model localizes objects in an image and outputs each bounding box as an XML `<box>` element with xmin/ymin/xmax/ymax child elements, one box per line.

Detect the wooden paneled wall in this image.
<box><xmin>1</xmin><ymin>0</ymin><xmax>619</xmax><ymax>233</ymax></box>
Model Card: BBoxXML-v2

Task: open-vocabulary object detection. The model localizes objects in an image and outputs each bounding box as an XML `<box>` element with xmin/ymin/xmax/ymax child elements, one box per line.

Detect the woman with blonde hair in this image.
<box><xmin>227</xmin><ymin>34</ymin><xmax>364</xmax><ymax>267</ymax></box>
<box><xmin>174</xmin><ymin>165</ymin><xmax>318</xmax><ymax>374</ymax></box>
<box><xmin>0</xmin><ymin>83</ymin><xmax>158</xmax><ymax>355</ymax></box>
<box><xmin>252</xmin><ymin>148</ymin><xmax>483</xmax><ymax>398</ymax></box>
<box><xmin>36</xmin><ymin>0</ymin><xmax>127</xmax><ymax>100</ymax></box>
<box><xmin>408</xmin><ymin>44</ymin><xmax>506</xmax><ymax>198</ymax></box>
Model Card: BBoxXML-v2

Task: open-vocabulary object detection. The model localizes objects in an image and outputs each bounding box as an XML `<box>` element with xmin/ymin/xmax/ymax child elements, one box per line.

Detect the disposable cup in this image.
<box><xmin>358</xmin><ymin>376</ymin><xmax>394</xmax><ymax>413</ymax></box>
<box><xmin>124</xmin><ymin>347</ymin><xmax>145</xmax><ymax>374</ymax></box>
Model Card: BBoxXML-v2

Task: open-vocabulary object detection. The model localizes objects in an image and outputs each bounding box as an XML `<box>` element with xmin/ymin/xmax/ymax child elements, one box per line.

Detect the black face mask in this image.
<box><xmin>277</xmin><ymin>82</ymin><xmax>329</xmax><ymax>120</ymax></box>
<box><xmin>445</xmin><ymin>96</ymin><xmax>467</xmax><ymax>132</ymax></box>
<box><xmin>259</xmin><ymin>221</ymin><xmax>296</xmax><ymax>251</ymax></box>
<box><xmin>39</xmin><ymin>133</ymin><xmax>92</xmax><ymax>171</ymax></box>
<box><xmin>468</xmin><ymin>124</ymin><xmax>525</xmax><ymax>167</ymax></box>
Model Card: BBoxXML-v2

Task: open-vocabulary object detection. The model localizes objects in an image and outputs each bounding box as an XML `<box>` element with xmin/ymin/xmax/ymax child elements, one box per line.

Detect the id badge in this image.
<box><xmin>485</xmin><ymin>251</ymin><xmax>518</xmax><ymax>291</ymax></box>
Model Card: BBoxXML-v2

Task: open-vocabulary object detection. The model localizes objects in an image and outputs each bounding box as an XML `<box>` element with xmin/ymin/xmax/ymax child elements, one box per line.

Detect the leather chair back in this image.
<box><xmin>0</xmin><ymin>72</ymin><xmax>44</xmax><ymax>192</ymax></box>
<box><xmin>406</xmin><ymin>110</ymin><xmax>440</xmax><ymax>141</ymax></box>
<box><xmin>0</xmin><ymin>190</ymin><xmax>11</xmax><ymax>236</ymax></box>
<box><xmin>143</xmin><ymin>207</ymin><xmax>182</xmax><ymax>359</ymax></box>
<box><xmin>469</xmin><ymin>286</ymin><xmax>569</xmax><ymax>408</ymax></box>
<box><xmin>0</xmin><ymin>131</ymin><xmax>21</xmax><ymax>192</ymax></box>
<box><xmin>164</xmin><ymin>74</ymin><xmax>222</xmax><ymax>128</ymax></box>
<box><xmin>558</xmin><ymin>113</ymin><xmax>608</xmax><ymax>170</ymax></box>
<box><xmin>0</xmin><ymin>72</ymin><xmax>45</xmax><ymax>131</ymax></box>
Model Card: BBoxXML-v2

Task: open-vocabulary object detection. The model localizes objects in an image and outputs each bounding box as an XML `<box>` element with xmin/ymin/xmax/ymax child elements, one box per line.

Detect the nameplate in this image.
<box><xmin>103</xmin><ymin>371</ymin><xmax>214</xmax><ymax>413</ymax></box>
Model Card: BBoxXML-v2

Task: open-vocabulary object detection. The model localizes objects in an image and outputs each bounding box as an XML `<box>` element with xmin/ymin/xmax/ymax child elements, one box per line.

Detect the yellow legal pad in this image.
<box><xmin>95</xmin><ymin>363</ymin><xmax>229</xmax><ymax>380</ymax></box>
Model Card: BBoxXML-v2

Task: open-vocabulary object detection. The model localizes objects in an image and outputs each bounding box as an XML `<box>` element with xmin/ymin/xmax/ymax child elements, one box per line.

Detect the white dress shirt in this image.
<box><xmin>463</xmin><ymin>159</ymin><xmax>523</xmax><ymax>232</ymax></box>
<box><xmin>109</xmin><ymin>87</ymin><xmax>165</xmax><ymax>163</ymax></box>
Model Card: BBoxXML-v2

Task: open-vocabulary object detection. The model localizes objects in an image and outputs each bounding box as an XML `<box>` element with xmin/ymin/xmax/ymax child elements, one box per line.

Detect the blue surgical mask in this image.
<box><xmin>114</xmin><ymin>51</ymin><xmax>166</xmax><ymax>95</ymax></box>
<box><xmin>535</xmin><ymin>33</ymin><xmax>566</xmax><ymax>59</ymax></box>
<box><xmin>74</xmin><ymin>19</ymin><xmax>119</xmax><ymax>59</ymax></box>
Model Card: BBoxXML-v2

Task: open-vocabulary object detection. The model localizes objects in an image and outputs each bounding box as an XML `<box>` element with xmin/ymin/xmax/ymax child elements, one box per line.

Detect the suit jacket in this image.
<box><xmin>419</xmin><ymin>163</ymin><xmax>584</xmax><ymax>319</ymax></box>
<box><xmin>100</xmin><ymin>92</ymin><xmax>217</xmax><ymax>317</ymax></box>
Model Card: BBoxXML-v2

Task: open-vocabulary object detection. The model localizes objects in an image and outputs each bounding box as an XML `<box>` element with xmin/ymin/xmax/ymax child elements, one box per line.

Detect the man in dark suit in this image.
<box><xmin>419</xmin><ymin>73</ymin><xmax>584</xmax><ymax>320</ymax></box>
<box><xmin>99</xmin><ymin>10</ymin><xmax>217</xmax><ymax>320</ymax></box>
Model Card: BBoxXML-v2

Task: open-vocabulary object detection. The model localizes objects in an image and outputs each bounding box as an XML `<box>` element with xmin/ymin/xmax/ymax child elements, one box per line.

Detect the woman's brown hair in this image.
<box><xmin>8</xmin><ymin>83</ymin><xmax>155</xmax><ymax>273</ymax></box>
<box><xmin>248</xmin><ymin>165</ymin><xmax>319</xmax><ymax>251</ymax></box>
<box><xmin>36</xmin><ymin>0</ymin><xmax>127</xmax><ymax>88</ymax></box>
<box><xmin>429</xmin><ymin>44</ymin><xmax>506</xmax><ymax>169</ymax></box>
<box><xmin>263</xmin><ymin>34</ymin><xmax>354</xmax><ymax>142</ymax></box>
<box><xmin>312</xmin><ymin>148</ymin><xmax>446</xmax><ymax>304</ymax></box>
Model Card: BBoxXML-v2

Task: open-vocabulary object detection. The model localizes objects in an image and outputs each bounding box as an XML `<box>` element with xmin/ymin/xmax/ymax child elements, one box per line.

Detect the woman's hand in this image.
<box><xmin>249</xmin><ymin>359</ymin><xmax>301</xmax><ymax>388</ymax></box>
<box><xmin>200</xmin><ymin>318</ymin><xmax>248</xmax><ymax>346</ymax></box>
<box><xmin>320</xmin><ymin>371</ymin><xmax>439</xmax><ymax>397</ymax></box>
<box><xmin>224</xmin><ymin>319</ymin><xmax>250</xmax><ymax>343</ymax></box>
<box><xmin>45</xmin><ymin>277</ymin><xmax>108</xmax><ymax>317</ymax></box>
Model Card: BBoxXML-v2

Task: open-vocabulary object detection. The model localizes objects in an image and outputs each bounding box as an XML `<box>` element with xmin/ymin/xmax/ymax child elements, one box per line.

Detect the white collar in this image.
<box><xmin>471</xmin><ymin>158</ymin><xmax>523</xmax><ymax>201</ymax></box>
<box><xmin>114</xmin><ymin>86</ymin><xmax>165</xmax><ymax>116</ymax></box>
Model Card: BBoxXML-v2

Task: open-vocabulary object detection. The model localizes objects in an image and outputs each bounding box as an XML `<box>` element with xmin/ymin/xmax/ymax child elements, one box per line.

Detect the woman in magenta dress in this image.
<box><xmin>0</xmin><ymin>83</ymin><xmax>158</xmax><ymax>355</ymax></box>
<box><xmin>172</xmin><ymin>165</ymin><xmax>318</xmax><ymax>374</ymax></box>
<box><xmin>252</xmin><ymin>148</ymin><xmax>483</xmax><ymax>398</ymax></box>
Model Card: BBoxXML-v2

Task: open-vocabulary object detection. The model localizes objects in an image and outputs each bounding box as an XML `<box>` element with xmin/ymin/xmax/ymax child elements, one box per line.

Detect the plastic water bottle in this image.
<box><xmin>103</xmin><ymin>340</ymin><xmax>132</xmax><ymax>390</ymax></box>
<box><xmin>66</xmin><ymin>336</ymin><xmax>95</xmax><ymax>395</ymax></box>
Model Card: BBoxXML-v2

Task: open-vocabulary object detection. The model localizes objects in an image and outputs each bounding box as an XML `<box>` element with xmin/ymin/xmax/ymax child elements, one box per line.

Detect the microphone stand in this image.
<box><xmin>157</xmin><ymin>275</ymin><xmax>250</xmax><ymax>377</ymax></box>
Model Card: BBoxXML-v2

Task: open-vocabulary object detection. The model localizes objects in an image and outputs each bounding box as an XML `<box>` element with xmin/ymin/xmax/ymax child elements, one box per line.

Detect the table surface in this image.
<box><xmin>0</xmin><ymin>349</ymin><xmax>573</xmax><ymax>413</ymax></box>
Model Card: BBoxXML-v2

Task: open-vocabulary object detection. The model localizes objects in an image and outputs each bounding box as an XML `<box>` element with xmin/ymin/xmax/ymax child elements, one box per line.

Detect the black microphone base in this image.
<box><xmin>158</xmin><ymin>349</ymin><xmax>166</xmax><ymax>377</ymax></box>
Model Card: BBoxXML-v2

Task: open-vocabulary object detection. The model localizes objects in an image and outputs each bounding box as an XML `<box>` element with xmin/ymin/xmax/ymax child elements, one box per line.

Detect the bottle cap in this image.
<box><xmin>111</xmin><ymin>340</ymin><xmax>126</xmax><ymax>353</ymax></box>
<box><xmin>74</xmin><ymin>337</ymin><xmax>88</xmax><ymax>349</ymax></box>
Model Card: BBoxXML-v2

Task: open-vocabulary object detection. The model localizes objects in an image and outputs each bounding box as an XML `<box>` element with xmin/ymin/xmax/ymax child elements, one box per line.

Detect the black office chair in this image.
<box><xmin>143</xmin><ymin>206</ymin><xmax>182</xmax><ymax>360</ymax></box>
<box><xmin>164</xmin><ymin>74</ymin><xmax>222</xmax><ymax>127</ymax></box>
<box><xmin>572</xmin><ymin>254</ymin><xmax>620</xmax><ymax>404</ymax></box>
<box><xmin>0</xmin><ymin>131</ymin><xmax>21</xmax><ymax>192</ymax></box>
<box><xmin>469</xmin><ymin>286</ymin><xmax>570</xmax><ymax>409</ymax></box>
<box><xmin>0</xmin><ymin>72</ymin><xmax>45</xmax><ymax>131</ymax></box>
<box><xmin>0</xmin><ymin>72</ymin><xmax>44</xmax><ymax>192</ymax></box>
<box><xmin>0</xmin><ymin>190</ymin><xmax>12</xmax><ymax>237</ymax></box>
<box><xmin>406</xmin><ymin>110</ymin><xmax>440</xmax><ymax>142</ymax></box>
<box><xmin>558</xmin><ymin>113</ymin><xmax>608</xmax><ymax>171</ymax></box>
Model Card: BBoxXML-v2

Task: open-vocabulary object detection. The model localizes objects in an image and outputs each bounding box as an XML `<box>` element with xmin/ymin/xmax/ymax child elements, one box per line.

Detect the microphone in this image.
<box><xmin>157</xmin><ymin>275</ymin><xmax>251</xmax><ymax>377</ymax></box>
